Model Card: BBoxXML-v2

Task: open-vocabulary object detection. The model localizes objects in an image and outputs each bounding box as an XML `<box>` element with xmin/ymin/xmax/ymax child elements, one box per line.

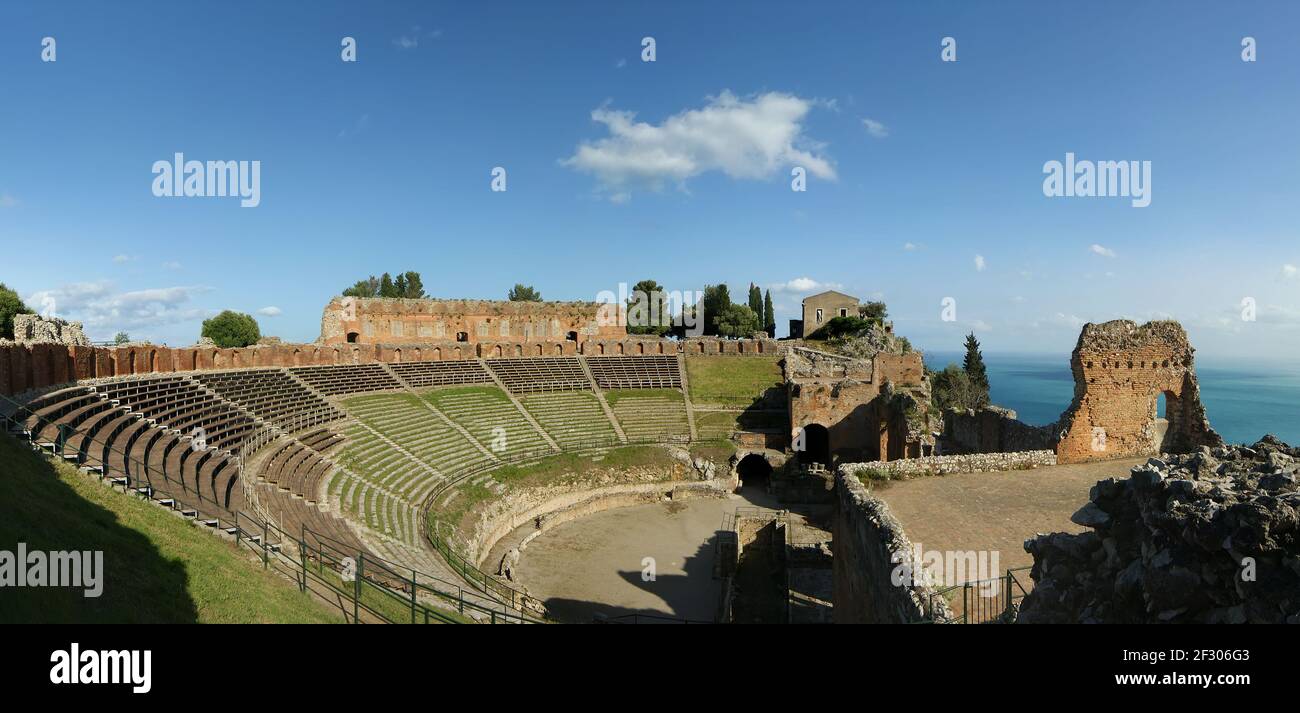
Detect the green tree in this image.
<box><xmin>747</xmin><ymin>283</ymin><xmax>763</xmax><ymax>321</ymax></box>
<box><xmin>962</xmin><ymin>332</ymin><xmax>990</xmax><ymax>407</ymax></box>
<box><xmin>394</xmin><ymin>273</ymin><xmax>407</xmax><ymax>297</ymax></box>
<box><xmin>401</xmin><ymin>271</ymin><xmax>426</xmax><ymax>299</ymax></box>
<box><xmin>113</xmin><ymin>332</ymin><xmax>130</xmax><ymax>345</ymax></box>
<box><xmin>508</xmin><ymin>284</ymin><xmax>542</xmax><ymax>301</ymax></box>
<box><xmin>930</xmin><ymin>365</ymin><xmax>980</xmax><ymax>412</ymax></box>
<box><xmin>763</xmin><ymin>289</ymin><xmax>775</xmax><ymax>337</ymax></box>
<box><xmin>0</xmin><ymin>283</ymin><xmax>33</xmax><ymax>341</ymax></box>
<box><xmin>201</xmin><ymin>311</ymin><xmax>261</xmax><ymax>348</ymax></box>
<box><xmin>859</xmin><ymin>301</ymin><xmax>888</xmax><ymax>324</ymax></box>
<box><xmin>713</xmin><ymin>304</ymin><xmax>761</xmax><ymax>338</ymax></box>
<box><xmin>378</xmin><ymin>273</ymin><xmax>397</xmax><ymax>298</ymax></box>
<box><xmin>627</xmin><ymin>279</ymin><xmax>669</xmax><ymax>336</ymax></box>
<box><xmin>699</xmin><ymin>284</ymin><xmax>732</xmax><ymax>336</ymax></box>
<box><xmin>343</xmin><ymin>276</ymin><xmax>379</xmax><ymax>298</ymax></box>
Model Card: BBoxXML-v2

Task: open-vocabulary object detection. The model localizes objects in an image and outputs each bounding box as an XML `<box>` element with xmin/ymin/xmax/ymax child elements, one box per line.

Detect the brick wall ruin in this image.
<box><xmin>320</xmin><ymin>296</ymin><xmax>626</xmax><ymax>345</ymax></box>
<box><xmin>1055</xmin><ymin>320</ymin><xmax>1222</xmax><ymax>464</ymax></box>
<box><xmin>785</xmin><ymin>348</ymin><xmax>931</xmax><ymax>465</ymax></box>
<box><xmin>0</xmin><ymin>337</ymin><xmax>779</xmax><ymax>397</ymax></box>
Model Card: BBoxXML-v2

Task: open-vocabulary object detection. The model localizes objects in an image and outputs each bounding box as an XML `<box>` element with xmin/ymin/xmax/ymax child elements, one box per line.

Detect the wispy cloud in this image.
<box><xmin>112</xmin><ymin>254</ymin><xmax>134</xmax><ymax>264</ymax></box>
<box><xmin>393</xmin><ymin>25</ymin><xmax>440</xmax><ymax>51</ymax></box>
<box><xmin>24</xmin><ymin>281</ymin><xmax>214</xmax><ymax>337</ymax></box>
<box><xmin>1090</xmin><ymin>243</ymin><xmax>1117</xmax><ymax>258</ymax></box>
<box><xmin>974</xmin><ymin>255</ymin><xmax>987</xmax><ymax>272</ymax></box>
<box><xmin>1282</xmin><ymin>264</ymin><xmax>1297</xmax><ymax>279</ymax></box>
<box><xmin>562</xmin><ymin>90</ymin><xmax>836</xmax><ymax>200</ymax></box>
<box><xmin>338</xmin><ymin>113</ymin><xmax>370</xmax><ymax>139</ymax></box>
<box><xmin>257</xmin><ymin>306</ymin><xmax>282</xmax><ymax>317</ymax></box>
<box><xmin>861</xmin><ymin>117</ymin><xmax>888</xmax><ymax>138</ymax></box>
<box><xmin>0</xmin><ymin>193</ymin><xmax>17</xmax><ymax>208</ymax></box>
<box><xmin>769</xmin><ymin>277</ymin><xmax>844</xmax><ymax>293</ymax></box>
<box><xmin>162</xmin><ymin>261</ymin><xmax>181</xmax><ymax>270</ymax></box>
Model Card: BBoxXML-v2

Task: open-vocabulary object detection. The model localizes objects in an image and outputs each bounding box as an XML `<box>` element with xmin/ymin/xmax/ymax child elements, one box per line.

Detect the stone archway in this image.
<box><xmin>736</xmin><ymin>453</ymin><xmax>773</xmax><ymax>487</ymax></box>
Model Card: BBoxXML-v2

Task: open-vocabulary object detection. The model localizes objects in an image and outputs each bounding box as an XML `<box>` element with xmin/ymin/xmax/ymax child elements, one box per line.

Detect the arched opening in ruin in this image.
<box><xmin>736</xmin><ymin>453</ymin><xmax>773</xmax><ymax>489</ymax></box>
<box><xmin>393</xmin><ymin>348</ymin><xmax>402</xmax><ymax>363</ymax></box>
<box><xmin>800</xmin><ymin>424</ymin><xmax>830</xmax><ymax>467</ymax></box>
<box><xmin>1155</xmin><ymin>390</ymin><xmax>1180</xmax><ymax>449</ymax></box>
<box><xmin>346</xmin><ymin>332</ymin><xmax>359</xmax><ymax>343</ymax></box>
<box><xmin>566</xmin><ymin>331</ymin><xmax>578</xmax><ymax>342</ymax></box>
<box><xmin>456</xmin><ymin>332</ymin><xmax>469</xmax><ymax>343</ymax></box>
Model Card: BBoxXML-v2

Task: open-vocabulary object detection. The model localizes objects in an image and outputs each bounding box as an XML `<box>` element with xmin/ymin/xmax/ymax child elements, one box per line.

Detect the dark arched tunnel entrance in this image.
<box><xmin>736</xmin><ymin>453</ymin><xmax>773</xmax><ymax>488</ymax></box>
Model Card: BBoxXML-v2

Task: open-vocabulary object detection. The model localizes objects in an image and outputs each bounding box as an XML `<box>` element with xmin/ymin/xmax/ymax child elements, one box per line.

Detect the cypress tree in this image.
<box><xmin>763</xmin><ymin>289</ymin><xmax>775</xmax><ymax>336</ymax></box>
<box><xmin>962</xmin><ymin>332</ymin><xmax>990</xmax><ymax>407</ymax></box>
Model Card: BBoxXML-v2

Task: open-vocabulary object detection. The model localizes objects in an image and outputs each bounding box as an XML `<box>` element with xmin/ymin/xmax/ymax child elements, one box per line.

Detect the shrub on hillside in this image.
<box><xmin>807</xmin><ymin>315</ymin><xmax>875</xmax><ymax>340</ymax></box>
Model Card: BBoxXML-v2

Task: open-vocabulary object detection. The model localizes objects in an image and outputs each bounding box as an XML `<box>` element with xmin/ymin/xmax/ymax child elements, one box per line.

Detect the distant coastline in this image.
<box><xmin>921</xmin><ymin>350</ymin><xmax>1300</xmax><ymax>445</ymax></box>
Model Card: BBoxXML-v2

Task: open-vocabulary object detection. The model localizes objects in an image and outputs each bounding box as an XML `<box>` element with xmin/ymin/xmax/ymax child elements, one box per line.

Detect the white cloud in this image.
<box><xmin>562</xmin><ymin>90</ymin><xmax>836</xmax><ymax>197</ymax></box>
<box><xmin>1282</xmin><ymin>264</ymin><xmax>1297</xmax><ymax>279</ymax></box>
<box><xmin>769</xmin><ymin>277</ymin><xmax>844</xmax><ymax>293</ymax></box>
<box><xmin>162</xmin><ymin>261</ymin><xmax>181</xmax><ymax>270</ymax></box>
<box><xmin>112</xmin><ymin>254</ymin><xmax>133</xmax><ymax>264</ymax></box>
<box><xmin>903</xmin><ymin>242</ymin><xmax>920</xmax><ymax>251</ymax></box>
<box><xmin>1090</xmin><ymin>243</ymin><xmax>1117</xmax><ymax>258</ymax></box>
<box><xmin>861</xmin><ymin>117</ymin><xmax>888</xmax><ymax>138</ymax></box>
<box><xmin>24</xmin><ymin>282</ymin><xmax>214</xmax><ymax>337</ymax></box>
<box><xmin>1052</xmin><ymin>312</ymin><xmax>1086</xmax><ymax>329</ymax></box>
<box><xmin>615</xmin><ymin>58</ymin><xmax>627</xmax><ymax>69</ymax></box>
<box><xmin>257</xmin><ymin>306</ymin><xmax>282</xmax><ymax>317</ymax></box>
<box><xmin>974</xmin><ymin>255</ymin><xmax>986</xmax><ymax>272</ymax></box>
<box><xmin>393</xmin><ymin>26</ymin><xmax>440</xmax><ymax>51</ymax></box>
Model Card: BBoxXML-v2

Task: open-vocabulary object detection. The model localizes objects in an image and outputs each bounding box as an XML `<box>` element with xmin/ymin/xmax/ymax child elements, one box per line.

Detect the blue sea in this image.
<box><xmin>922</xmin><ymin>351</ymin><xmax>1300</xmax><ymax>446</ymax></box>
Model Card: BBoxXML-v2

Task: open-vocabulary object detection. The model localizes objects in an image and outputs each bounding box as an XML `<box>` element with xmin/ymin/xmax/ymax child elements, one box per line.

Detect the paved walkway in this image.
<box><xmin>870</xmin><ymin>458</ymin><xmax>1143</xmax><ymax>578</ymax></box>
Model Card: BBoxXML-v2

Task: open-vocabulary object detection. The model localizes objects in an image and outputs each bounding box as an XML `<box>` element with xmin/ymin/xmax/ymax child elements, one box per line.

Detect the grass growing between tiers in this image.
<box><xmin>0</xmin><ymin>434</ymin><xmax>343</xmax><ymax>624</ymax></box>
<box><xmin>602</xmin><ymin>388</ymin><xmax>684</xmax><ymax>406</ymax></box>
<box><xmin>685</xmin><ymin>355</ymin><xmax>782</xmax><ymax>403</ymax></box>
<box><xmin>689</xmin><ymin>439</ymin><xmax>737</xmax><ymax>463</ymax></box>
<box><xmin>429</xmin><ymin>445</ymin><xmax>678</xmax><ymax>534</ymax></box>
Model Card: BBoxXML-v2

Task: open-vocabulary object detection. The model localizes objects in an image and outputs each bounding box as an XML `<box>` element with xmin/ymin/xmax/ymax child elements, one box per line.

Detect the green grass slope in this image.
<box><xmin>0</xmin><ymin>434</ymin><xmax>343</xmax><ymax>624</ymax></box>
<box><xmin>685</xmin><ymin>356</ymin><xmax>782</xmax><ymax>404</ymax></box>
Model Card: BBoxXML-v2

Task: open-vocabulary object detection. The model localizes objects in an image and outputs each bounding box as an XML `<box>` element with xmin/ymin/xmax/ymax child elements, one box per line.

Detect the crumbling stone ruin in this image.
<box><xmin>320</xmin><ymin>296</ymin><xmax>625</xmax><ymax>345</ymax></box>
<box><xmin>1055</xmin><ymin>320</ymin><xmax>1221</xmax><ymax>464</ymax></box>
<box><xmin>7</xmin><ymin>314</ymin><xmax>90</xmax><ymax>347</ymax></box>
<box><xmin>784</xmin><ymin>346</ymin><xmax>933</xmax><ymax>465</ymax></box>
<box><xmin>1019</xmin><ymin>436</ymin><xmax>1300</xmax><ymax>624</ymax></box>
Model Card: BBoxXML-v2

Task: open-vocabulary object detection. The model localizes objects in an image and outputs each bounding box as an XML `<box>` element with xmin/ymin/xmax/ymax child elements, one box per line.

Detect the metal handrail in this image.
<box><xmin>0</xmin><ymin>392</ymin><xmax>534</xmax><ymax>624</ymax></box>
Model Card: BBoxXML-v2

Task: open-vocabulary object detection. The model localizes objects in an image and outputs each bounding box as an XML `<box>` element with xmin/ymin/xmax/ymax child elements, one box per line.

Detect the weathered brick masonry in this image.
<box><xmin>0</xmin><ymin>337</ymin><xmax>778</xmax><ymax>397</ymax></box>
<box><xmin>1054</xmin><ymin>320</ymin><xmax>1221</xmax><ymax>464</ymax></box>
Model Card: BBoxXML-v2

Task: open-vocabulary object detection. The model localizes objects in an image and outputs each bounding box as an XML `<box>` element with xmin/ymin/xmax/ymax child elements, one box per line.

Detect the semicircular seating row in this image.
<box><xmin>9</xmin><ymin>371</ymin><xmax>368</xmax><ymax>556</ymax></box>
<box><xmin>8</xmin><ymin>355</ymin><xmax>691</xmax><ymax>571</ymax></box>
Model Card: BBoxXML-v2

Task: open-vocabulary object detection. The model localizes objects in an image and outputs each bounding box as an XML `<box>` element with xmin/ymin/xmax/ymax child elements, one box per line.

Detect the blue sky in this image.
<box><xmin>2</xmin><ymin>1</ymin><xmax>1298</xmax><ymax>359</ymax></box>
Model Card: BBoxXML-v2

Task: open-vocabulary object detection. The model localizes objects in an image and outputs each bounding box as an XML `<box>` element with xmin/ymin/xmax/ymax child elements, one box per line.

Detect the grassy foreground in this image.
<box><xmin>0</xmin><ymin>434</ymin><xmax>343</xmax><ymax>624</ymax></box>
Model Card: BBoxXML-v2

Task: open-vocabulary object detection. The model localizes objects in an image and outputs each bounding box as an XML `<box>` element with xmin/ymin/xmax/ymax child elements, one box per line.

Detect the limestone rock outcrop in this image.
<box><xmin>10</xmin><ymin>314</ymin><xmax>90</xmax><ymax>346</ymax></box>
<box><xmin>1018</xmin><ymin>436</ymin><xmax>1300</xmax><ymax>624</ymax></box>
